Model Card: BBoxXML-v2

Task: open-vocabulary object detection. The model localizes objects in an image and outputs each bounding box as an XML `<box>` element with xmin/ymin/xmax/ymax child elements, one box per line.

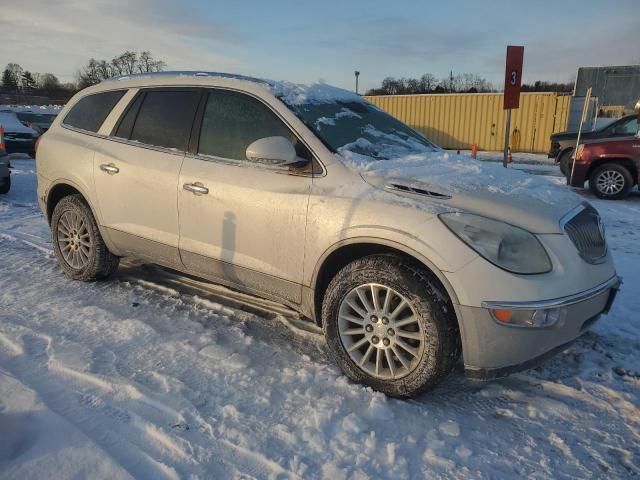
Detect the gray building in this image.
<box><xmin>568</xmin><ymin>64</ymin><xmax>640</xmax><ymax>129</ymax></box>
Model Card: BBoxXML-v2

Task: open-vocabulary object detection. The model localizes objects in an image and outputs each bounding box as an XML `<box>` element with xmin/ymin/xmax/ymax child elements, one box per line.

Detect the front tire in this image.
<box><xmin>51</xmin><ymin>194</ymin><xmax>119</xmax><ymax>281</ymax></box>
<box><xmin>322</xmin><ymin>254</ymin><xmax>461</xmax><ymax>397</ymax></box>
<box><xmin>558</xmin><ymin>149</ymin><xmax>573</xmax><ymax>176</ymax></box>
<box><xmin>589</xmin><ymin>163</ymin><xmax>633</xmax><ymax>199</ymax></box>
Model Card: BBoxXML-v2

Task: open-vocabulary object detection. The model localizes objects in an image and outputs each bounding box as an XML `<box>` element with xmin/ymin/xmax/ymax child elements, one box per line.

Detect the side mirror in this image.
<box><xmin>245</xmin><ymin>136</ymin><xmax>297</xmax><ymax>166</ymax></box>
<box><xmin>635</xmin><ymin>99</ymin><xmax>640</xmax><ymax>123</ymax></box>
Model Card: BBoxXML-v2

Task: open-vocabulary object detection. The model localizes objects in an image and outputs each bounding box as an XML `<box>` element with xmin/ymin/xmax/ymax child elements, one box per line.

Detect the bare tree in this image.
<box><xmin>76</xmin><ymin>51</ymin><xmax>167</xmax><ymax>88</ymax></box>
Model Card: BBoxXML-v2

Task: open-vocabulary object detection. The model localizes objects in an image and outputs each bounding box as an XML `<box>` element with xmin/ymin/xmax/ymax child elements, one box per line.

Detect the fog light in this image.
<box><xmin>489</xmin><ymin>308</ymin><xmax>564</xmax><ymax>328</ymax></box>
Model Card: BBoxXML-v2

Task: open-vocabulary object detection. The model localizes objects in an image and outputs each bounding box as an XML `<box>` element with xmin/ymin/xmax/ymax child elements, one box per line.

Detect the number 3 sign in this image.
<box><xmin>504</xmin><ymin>46</ymin><xmax>524</xmax><ymax>109</ymax></box>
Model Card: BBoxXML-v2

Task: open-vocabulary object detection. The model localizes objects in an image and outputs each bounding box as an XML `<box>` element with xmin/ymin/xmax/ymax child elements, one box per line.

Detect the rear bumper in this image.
<box><xmin>461</xmin><ymin>275</ymin><xmax>621</xmax><ymax>379</ymax></box>
<box><xmin>5</xmin><ymin>139</ymin><xmax>36</xmax><ymax>154</ymax></box>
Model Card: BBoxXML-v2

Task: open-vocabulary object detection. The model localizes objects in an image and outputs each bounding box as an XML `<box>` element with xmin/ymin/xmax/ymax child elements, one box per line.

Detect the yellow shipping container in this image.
<box><xmin>364</xmin><ymin>93</ymin><xmax>570</xmax><ymax>154</ymax></box>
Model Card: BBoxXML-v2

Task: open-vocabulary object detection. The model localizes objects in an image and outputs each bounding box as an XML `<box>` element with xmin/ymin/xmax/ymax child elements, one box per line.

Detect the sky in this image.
<box><xmin>1</xmin><ymin>0</ymin><xmax>639</xmax><ymax>92</ymax></box>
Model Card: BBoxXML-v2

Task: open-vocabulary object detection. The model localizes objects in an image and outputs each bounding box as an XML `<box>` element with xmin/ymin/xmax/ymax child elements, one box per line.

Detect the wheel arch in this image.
<box><xmin>45</xmin><ymin>179</ymin><xmax>121</xmax><ymax>255</ymax></box>
<box><xmin>558</xmin><ymin>146</ymin><xmax>574</xmax><ymax>159</ymax></box>
<box><xmin>46</xmin><ymin>180</ymin><xmax>94</xmax><ymax>223</ymax></box>
<box><xmin>310</xmin><ymin>238</ymin><xmax>461</xmax><ymax>326</ymax></box>
<box><xmin>586</xmin><ymin>157</ymin><xmax>638</xmax><ymax>185</ymax></box>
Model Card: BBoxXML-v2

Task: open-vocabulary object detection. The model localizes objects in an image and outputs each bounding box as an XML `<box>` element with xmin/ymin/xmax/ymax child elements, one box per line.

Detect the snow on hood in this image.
<box><xmin>337</xmin><ymin>134</ymin><xmax>585</xmax><ymax>233</ymax></box>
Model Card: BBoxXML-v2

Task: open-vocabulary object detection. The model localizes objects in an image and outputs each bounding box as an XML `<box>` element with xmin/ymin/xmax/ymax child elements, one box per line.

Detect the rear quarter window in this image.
<box><xmin>63</xmin><ymin>90</ymin><xmax>126</xmax><ymax>133</ymax></box>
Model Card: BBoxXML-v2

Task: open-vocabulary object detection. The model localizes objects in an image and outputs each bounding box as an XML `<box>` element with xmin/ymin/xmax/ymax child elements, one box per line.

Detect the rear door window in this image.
<box><xmin>127</xmin><ymin>89</ymin><xmax>201</xmax><ymax>151</ymax></box>
<box><xmin>63</xmin><ymin>90</ymin><xmax>126</xmax><ymax>132</ymax></box>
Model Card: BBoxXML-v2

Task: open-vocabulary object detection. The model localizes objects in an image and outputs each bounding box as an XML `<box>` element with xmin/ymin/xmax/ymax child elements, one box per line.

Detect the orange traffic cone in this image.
<box><xmin>471</xmin><ymin>143</ymin><xmax>478</xmax><ymax>158</ymax></box>
<box><xmin>507</xmin><ymin>147</ymin><xmax>513</xmax><ymax>164</ymax></box>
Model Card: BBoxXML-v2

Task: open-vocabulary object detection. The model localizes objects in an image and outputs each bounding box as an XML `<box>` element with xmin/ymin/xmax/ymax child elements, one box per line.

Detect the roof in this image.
<box><xmin>92</xmin><ymin>71</ymin><xmax>365</xmax><ymax>106</ymax></box>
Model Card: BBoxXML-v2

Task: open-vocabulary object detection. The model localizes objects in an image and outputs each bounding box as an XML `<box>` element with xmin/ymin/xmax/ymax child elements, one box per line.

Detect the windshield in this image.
<box><xmin>286</xmin><ymin>100</ymin><xmax>440</xmax><ymax>160</ymax></box>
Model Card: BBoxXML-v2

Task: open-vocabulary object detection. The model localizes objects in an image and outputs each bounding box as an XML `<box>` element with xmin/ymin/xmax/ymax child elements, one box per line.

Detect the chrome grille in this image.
<box><xmin>564</xmin><ymin>205</ymin><xmax>607</xmax><ymax>263</ymax></box>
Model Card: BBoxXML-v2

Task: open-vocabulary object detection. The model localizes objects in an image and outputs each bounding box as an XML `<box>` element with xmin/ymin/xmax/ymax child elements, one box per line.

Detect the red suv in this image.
<box><xmin>568</xmin><ymin>135</ymin><xmax>640</xmax><ymax>199</ymax></box>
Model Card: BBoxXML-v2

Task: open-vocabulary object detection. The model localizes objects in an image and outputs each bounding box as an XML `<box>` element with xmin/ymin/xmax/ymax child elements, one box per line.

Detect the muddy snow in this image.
<box><xmin>0</xmin><ymin>157</ymin><xmax>638</xmax><ymax>479</ymax></box>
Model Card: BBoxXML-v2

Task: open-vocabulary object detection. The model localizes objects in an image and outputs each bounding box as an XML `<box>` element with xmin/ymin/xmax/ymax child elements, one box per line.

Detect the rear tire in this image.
<box><xmin>589</xmin><ymin>163</ymin><xmax>633</xmax><ymax>200</ymax></box>
<box><xmin>0</xmin><ymin>176</ymin><xmax>10</xmax><ymax>194</ymax></box>
<box><xmin>51</xmin><ymin>194</ymin><xmax>119</xmax><ymax>281</ymax></box>
<box><xmin>321</xmin><ymin>254</ymin><xmax>461</xmax><ymax>398</ymax></box>
<box><xmin>558</xmin><ymin>149</ymin><xmax>573</xmax><ymax>176</ymax></box>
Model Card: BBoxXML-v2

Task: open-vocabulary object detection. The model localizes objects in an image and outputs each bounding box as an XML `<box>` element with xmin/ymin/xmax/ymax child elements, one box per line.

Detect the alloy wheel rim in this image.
<box><xmin>338</xmin><ymin>283</ymin><xmax>425</xmax><ymax>380</ymax></box>
<box><xmin>596</xmin><ymin>170</ymin><xmax>625</xmax><ymax>195</ymax></box>
<box><xmin>57</xmin><ymin>210</ymin><xmax>91</xmax><ymax>269</ymax></box>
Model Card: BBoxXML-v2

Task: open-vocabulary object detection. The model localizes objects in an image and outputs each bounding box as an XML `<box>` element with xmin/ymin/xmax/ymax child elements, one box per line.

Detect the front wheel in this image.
<box><xmin>51</xmin><ymin>194</ymin><xmax>119</xmax><ymax>281</ymax></box>
<box><xmin>322</xmin><ymin>255</ymin><xmax>461</xmax><ymax>397</ymax></box>
<box><xmin>558</xmin><ymin>149</ymin><xmax>573</xmax><ymax>176</ymax></box>
<box><xmin>589</xmin><ymin>163</ymin><xmax>633</xmax><ymax>200</ymax></box>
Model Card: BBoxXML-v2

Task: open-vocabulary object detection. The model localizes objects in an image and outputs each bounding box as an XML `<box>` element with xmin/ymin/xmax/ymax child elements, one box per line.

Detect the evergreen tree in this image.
<box><xmin>1</xmin><ymin>68</ymin><xmax>17</xmax><ymax>90</ymax></box>
<box><xmin>22</xmin><ymin>70</ymin><xmax>37</xmax><ymax>90</ymax></box>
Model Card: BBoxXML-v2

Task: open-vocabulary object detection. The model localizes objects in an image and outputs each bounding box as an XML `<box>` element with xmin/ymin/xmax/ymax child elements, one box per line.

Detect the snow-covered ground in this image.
<box><xmin>0</xmin><ymin>156</ymin><xmax>638</xmax><ymax>479</ymax></box>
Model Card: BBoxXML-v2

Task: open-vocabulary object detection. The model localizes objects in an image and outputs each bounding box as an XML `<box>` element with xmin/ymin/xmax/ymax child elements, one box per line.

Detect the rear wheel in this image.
<box><xmin>589</xmin><ymin>163</ymin><xmax>633</xmax><ymax>199</ymax></box>
<box><xmin>0</xmin><ymin>176</ymin><xmax>10</xmax><ymax>194</ymax></box>
<box><xmin>51</xmin><ymin>194</ymin><xmax>119</xmax><ymax>280</ymax></box>
<box><xmin>322</xmin><ymin>254</ymin><xmax>461</xmax><ymax>397</ymax></box>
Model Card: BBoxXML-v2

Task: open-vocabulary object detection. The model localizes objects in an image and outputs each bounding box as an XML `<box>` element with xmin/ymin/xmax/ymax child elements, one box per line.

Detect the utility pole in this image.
<box><xmin>354</xmin><ymin>71</ymin><xmax>360</xmax><ymax>95</ymax></box>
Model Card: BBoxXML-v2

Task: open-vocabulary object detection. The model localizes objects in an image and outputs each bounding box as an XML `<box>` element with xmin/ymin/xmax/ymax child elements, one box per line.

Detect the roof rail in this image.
<box><xmin>102</xmin><ymin>71</ymin><xmax>272</xmax><ymax>85</ymax></box>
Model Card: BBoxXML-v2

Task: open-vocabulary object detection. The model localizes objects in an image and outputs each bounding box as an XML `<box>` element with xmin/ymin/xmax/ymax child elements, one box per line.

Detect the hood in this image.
<box><xmin>339</xmin><ymin>149</ymin><xmax>583</xmax><ymax>234</ymax></box>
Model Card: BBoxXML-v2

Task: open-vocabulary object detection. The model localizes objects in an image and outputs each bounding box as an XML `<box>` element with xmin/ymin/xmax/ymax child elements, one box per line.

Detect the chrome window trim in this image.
<box><xmin>481</xmin><ymin>275</ymin><xmax>621</xmax><ymax>310</ymax></box>
<box><xmin>184</xmin><ymin>151</ymin><xmax>315</xmax><ymax>177</ymax></box>
<box><xmin>61</xmin><ymin>124</ymin><xmax>186</xmax><ymax>157</ymax></box>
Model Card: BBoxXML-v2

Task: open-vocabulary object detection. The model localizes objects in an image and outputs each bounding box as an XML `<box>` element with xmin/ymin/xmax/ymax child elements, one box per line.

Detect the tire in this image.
<box><xmin>0</xmin><ymin>176</ymin><xmax>10</xmax><ymax>194</ymax></box>
<box><xmin>51</xmin><ymin>194</ymin><xmax>119</xmax><ymax>281</ymax></box>
<box><xmin>558</xmin><ymin>149</ymin><xmax>573</xmax><ymax>176</ymax></box>
<box><xmin>589</xmin><ymin>163</ymin><xmax>633</xmax><ymax>200</ymax></box>
<box><xmin>322</xmin><ymin>254</ymin><xmax>461</xmax><ymax>398</ymax></box>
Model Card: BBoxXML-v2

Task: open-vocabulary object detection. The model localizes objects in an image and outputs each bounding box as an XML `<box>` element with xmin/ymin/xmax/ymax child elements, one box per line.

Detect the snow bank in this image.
<box><xmin>0</xmin><ymin>105</ymin><xmax>62</xmax><ymax>115</ymax></box>
<box><xmin>1</xmin><ymin>158</ymin><xmax>639</xmax><ymax>479</ymax></box>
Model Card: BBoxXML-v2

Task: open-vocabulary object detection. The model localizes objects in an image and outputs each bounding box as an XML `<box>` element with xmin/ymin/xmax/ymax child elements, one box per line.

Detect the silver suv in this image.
<box><xmin>36</xmin><ymin>72</ymin><xmax>620</xmax><ymax>397</ymax></box>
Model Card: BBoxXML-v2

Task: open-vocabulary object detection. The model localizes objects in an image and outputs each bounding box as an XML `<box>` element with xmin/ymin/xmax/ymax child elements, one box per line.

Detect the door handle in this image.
<box><xmin>183</xmin><ymin>182</ymin><xmax>209</xmax><ymax>195</ymax></box>
<box><xmin>99</xmin><ymin>163</ymin><xmax>119</xmax><ymax>175</ymax></box>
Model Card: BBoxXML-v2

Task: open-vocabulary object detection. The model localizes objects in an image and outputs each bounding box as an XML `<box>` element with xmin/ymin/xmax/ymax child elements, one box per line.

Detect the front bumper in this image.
<box><xmin>461</xmin><ymin>275</ymin><xmax>621</xmax><ymax>379</ymax></box>
<box><xmin>567</xmin><ymin>161</ymin><xmax>589</xmax><ymax>187</ymax></box>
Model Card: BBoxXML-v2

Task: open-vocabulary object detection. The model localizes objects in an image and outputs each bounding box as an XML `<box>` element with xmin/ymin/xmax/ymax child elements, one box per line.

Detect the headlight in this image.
<box><xmin>439</xmin><ymin>213</ymin><xmax>552</xmax><ymax>274</ymax></box>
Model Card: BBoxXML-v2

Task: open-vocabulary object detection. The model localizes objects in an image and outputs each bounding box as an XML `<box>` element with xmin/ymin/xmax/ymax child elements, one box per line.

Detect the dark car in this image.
<box><xmin>15</xmin><ymin>111</ymin><xmax>58</xmax><ymax>134</ymax></box>
<box><xmin>550</xmin><ymin>114</ymin><xmax>640</xmax><ymax>175</ymax></box>
<box><xmin>0</xmin><ymin>111</ymin><xmax>39</xmax><ymax>156</ymax></box>
<box><xmin>567</xmin><ymin>135</ymin><xmax>640</xmax><ymax>199</ymax></box>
